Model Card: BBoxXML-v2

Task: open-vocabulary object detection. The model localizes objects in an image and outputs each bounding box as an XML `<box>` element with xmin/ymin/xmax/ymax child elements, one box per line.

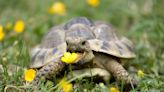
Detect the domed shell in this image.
<box><xmin>30</xmin><ymin>18</ymin><xmax>136</xmax><ymax>68</ymax></box>
<box><xmin>88</xmin><ymin>21</ymin><xmax>136</xmax><ymax>58</ymax></box>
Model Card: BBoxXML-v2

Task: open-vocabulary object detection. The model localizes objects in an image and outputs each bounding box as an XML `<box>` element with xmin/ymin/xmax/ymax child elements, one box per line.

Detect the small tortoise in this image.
<box><xmin>30</xmin><ymin>17</ymin><xmax>136</xmax><ymax>84</ymax></box>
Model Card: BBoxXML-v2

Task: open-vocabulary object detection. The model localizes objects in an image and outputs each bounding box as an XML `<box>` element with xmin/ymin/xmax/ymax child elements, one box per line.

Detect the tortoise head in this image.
<box><xmin>66</xmin><ymin>37</ymin><xmax>89</xmax><ymax>52</ymax></box>
<box><xmin>66</xmin><ymin>24</ymin><xmax>94</xmax><ymax>53</ymax></box>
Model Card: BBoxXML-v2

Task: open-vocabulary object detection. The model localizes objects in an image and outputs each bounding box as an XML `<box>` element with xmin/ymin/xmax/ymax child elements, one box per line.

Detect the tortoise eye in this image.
<box><xmin>81</xmin><ymin>41</ymin><xmax>86</xmax><ymax>45</ymax></box>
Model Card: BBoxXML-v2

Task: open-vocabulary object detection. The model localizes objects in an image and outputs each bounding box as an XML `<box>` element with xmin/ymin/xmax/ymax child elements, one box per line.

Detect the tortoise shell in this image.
<box><xmin>30</xmin><ymin>17</ymin><xmax>135</xmax><ymax>68</ymax></box>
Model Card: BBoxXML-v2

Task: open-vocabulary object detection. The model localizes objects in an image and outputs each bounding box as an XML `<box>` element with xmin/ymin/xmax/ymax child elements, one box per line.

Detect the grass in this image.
<box><xmin>0</xmin><ymin>0</ymin><xmax>164</xmax><ymax>91</ymax></box>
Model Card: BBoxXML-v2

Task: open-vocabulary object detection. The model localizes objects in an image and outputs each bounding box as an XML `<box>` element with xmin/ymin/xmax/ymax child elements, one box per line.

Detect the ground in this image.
<box><xmin>0</xmin><ymin>0</ymin><xmax>164</xmax><ymax>92</ymax></box>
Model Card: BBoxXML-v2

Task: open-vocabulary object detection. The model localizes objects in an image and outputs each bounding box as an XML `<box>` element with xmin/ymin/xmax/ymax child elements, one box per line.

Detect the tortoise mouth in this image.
<box><xmin>67</xmin><ymin>51</ymin><xmax>86</xmax><ymax>64</ymax></box>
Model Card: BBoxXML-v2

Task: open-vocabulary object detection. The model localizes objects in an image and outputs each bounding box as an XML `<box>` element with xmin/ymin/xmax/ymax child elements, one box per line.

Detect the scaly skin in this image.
<box><xmin>93</xmin><ymin>52</ymin><xmax>136</xmax><ymax>84</ymax></box>
<box><xmin>33</xmin><ymin>60</ymin><xmax>65</xmax><ymax>84</ymax></box>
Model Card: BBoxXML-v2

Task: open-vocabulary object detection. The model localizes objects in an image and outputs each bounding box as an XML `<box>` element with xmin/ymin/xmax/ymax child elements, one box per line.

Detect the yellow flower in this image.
<box><xmin>137</xmin><ymin>70</ymin><xmax>144</xmax><ymax>77</ymax></box>
<box><xmin>109</xmin><ymin>87</ymin><xmax>119</xmax><ymax>92</ymax></box>
<box><xmin>14</xmin><ymin>20</ymin><xmax>25</xmax><ymax>33</ymax></box>
<box><xmin>24</xmin><ymin>69</ymin><xmax>36</xmax><ymax>82</ymax></box>
<box><xmin>48</xmin><ymin>2</ymin><xmax>66</xmax><ymax>15</ymax></box>
<box><xmin>0</xmin><ymin>25</ymin><xmax>5</xmax><ymax>41</ymax></box>
<box><xmin>59</xmin><ymin>78</ymin><xmax>73</xmax><ymax>92</ymax></box>
<box><xmin>61</xmin><ymin>52</ymin><xmax>78</xmax><ymax>64</ymax></box>
<box><xmin>5</xmin><ymin>22</ymin><xmax>12</xmax><ymax>30</ymax></box>
<box><xmin>87</xmin><ymin>0</ymin><xmax>100</xmax><ymax>7</ymax></box>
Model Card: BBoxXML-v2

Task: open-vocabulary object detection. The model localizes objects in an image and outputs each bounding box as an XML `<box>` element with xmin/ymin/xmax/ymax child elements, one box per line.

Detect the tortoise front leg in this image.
<box><xmin>33</xmin><ymin>61</ymin><xmax>65</xmax><ymax>84</ymax></box>
<box><xmin>93</xmin><ymin>53</ymin><xmax>136</xmax><ymax>84</ymax></box>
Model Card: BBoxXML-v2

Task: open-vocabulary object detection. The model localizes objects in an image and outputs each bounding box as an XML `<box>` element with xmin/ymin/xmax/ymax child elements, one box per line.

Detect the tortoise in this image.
<box><xmin>30</xmin><ymin>17</ymin><xmax>136</xmax><ymax>85</ymax></box>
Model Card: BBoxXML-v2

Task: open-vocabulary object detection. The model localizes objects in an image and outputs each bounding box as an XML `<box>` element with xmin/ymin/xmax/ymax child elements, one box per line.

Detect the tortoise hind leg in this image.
<box><xmin>33</xmin><ymin>61</ymin><xmax>65</xmax><ymax>84</ymax></box>
<box><xmin>93</xmin><ymin>53</ymin><xmax>136</xmax><ymax>85</ymax></box>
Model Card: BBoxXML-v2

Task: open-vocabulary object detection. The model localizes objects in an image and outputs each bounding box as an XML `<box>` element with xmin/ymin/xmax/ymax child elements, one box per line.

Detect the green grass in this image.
<box><xmin>0</xmin><ymin>0</ymin><xmax>164</xmax><ymax>91</ymax></box>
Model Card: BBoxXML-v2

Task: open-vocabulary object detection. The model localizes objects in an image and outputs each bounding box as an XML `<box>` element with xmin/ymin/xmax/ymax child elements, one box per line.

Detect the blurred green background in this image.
<box><xmin>0</xmin><ymin>0</ymin><xmax>164</xmax><ymax>91</ymax></box>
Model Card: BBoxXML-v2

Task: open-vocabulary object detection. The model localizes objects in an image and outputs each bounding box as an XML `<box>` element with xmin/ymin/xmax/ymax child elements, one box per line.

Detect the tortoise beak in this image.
<box><xmin>72</xmin><ymin>52</ymin><xmax>86</xmax><ymax>63</ymax></box>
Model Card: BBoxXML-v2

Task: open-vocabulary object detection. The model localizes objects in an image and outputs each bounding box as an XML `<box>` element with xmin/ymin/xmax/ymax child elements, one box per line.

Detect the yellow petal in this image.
<box><xmin>61</xmin><ymin>52</ymin><xmax>78</xmax><ymax>64</ymax></box>
<box><xmin>137</xmin><ymin>70</ymin><xmax>144</xmax><ymax>77</ymax></box>
<box><xmin>109</xmin><ymin>87</ymin><xmax>119</xmax><ymax>92</ymax></box>
<box><xmin>24</xmin><ymin>69</ymin><xmax>36</xmax><ymax>82</ymax></box>
<box><xmin>63</xmin><ymin>83</ymin><xmax>73</xmax><ymax>92</ymax></box>
<box><xmin>64</xmin><ymin>52</ymin><xmax>71</xmax><ymax>58</ymax></box>
<box><xmin>69</xmin><ymin>53</ymin><xmax>78</xmax><ymax>62</ymax></box>
<box><xmin>71</xmin><ymin>53</ymin><xmax>78</xmax><ymax>58</ymax></box>
<box><xmin>61</xmin><ymin>57</ymin><xmax>68</xmax><ymax>63</ymax></box>
<box><xmin>0</xmin><ymin>25</ymin><xmax>5</xmax><ymax>41</ymax></box>
<box><xmin>58</xmin><ymin>78</ymin><xmax>73</xmax><ymax>92</ymax></box>
<box><xmin>87</xmin><ymin>0</ymin><xmax>100</xmax><ymax>7</ymax></box>
<box><xmin>48</xmin><ymin>2</ymin><xmax>66</xmax><ymax>15</ymax></box>
<box><xmin>58</xmin><ymin>78</ymin><xmax>68</xmax><ymax>88</ymax></box>
<box><xmin>14</xmin><ymin>20</ymin><xmax>25</xmax><ymax>33</ymax></box>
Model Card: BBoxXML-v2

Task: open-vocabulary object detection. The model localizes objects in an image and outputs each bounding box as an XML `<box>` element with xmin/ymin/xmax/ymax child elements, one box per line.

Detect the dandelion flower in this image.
<box><xmin>137</xmin><ymin>70</ymin><xmax>144</xmax><ymax>77</ymax></box>
<box><xmin>63</xmin><ymin>83</ymin><xmax>73</xmax><ymax>92</ymax></box>
<box><xmin>87</xmin><ymin>0</ymin><xmax>100</xmax><ymax>7</ymax></box>
<box><xmin>5</xmin><ymin>22</ymin><xmax>12</xmax><ymax>30</ymax></box>
<box><xmin>48</xmin><ymin>2</ymin><xmax>66</xmax><ymax>15</ymax></box>
<box><xmin>24</xmin><ymin>69</ymin><xmax>36</xmax><ymax>82</ymax></box>
<box><xmin>0</xmin><ymin>25</ymin><xmax>5</xmax><ymax>41</ymax></box>
<box><xmin>59</xmin><ymin>78</ymin><xmax>73</xmax><ymax>92</ymax></box>
<box><xmin>109</xmin><ymin>87</ymin><xmax>119</xmax><ymax>92</ymax></box>
<box><xmin>61</xmin><ymin>52</ymin><xmax>78</xmax><ymax>64</ymax></box>
<box><xmin>14</xmin><ymin>20</ymin><xmax>25</xmax><ymax>33</ymax></box>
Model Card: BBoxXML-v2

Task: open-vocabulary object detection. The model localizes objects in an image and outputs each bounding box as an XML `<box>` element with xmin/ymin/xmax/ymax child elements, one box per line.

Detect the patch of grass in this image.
<box><xmin>0</xmin><ymin>0</ymin><xmax>164</xmax><ymax>91</ymax></box>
